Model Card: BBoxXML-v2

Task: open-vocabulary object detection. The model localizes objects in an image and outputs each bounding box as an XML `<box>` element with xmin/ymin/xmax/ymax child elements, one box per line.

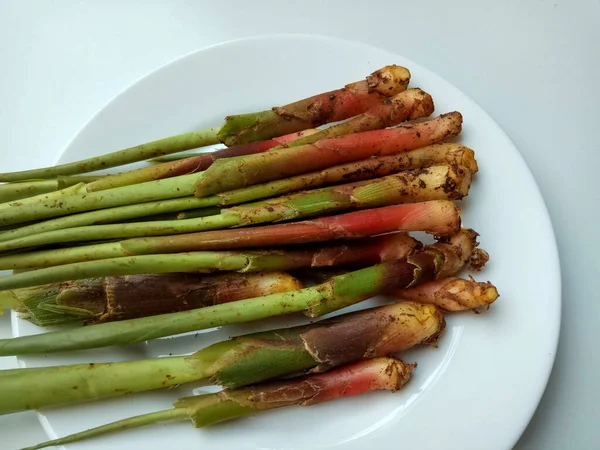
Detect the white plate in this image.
<box><xmin>11</xmin><ymin>35</ymin><xmax>561</xmax><ymax>450</ymax></box>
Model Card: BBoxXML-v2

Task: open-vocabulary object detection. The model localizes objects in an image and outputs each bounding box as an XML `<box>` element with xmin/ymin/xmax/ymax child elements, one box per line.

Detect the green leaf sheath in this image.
<box><xmin>0</xmin><ymin>143</ymin><xmax>474</xmax><ymax>243</ymax></box>
<box><xmin>0</xmin><ymin>201</ymin><xmax>459</xmax><ymax>270</ymax></box>
<box><xmin>148</xmin><ymin>127</ymin><xmax>317</xmax><ymax>162</ymax></box>
<box><xmin>0</xmin><ymin>355</ymin><xmax>208</xmax><ymax>415</ymax></box>
<box><xmin>0</xmin><ymin>164</ymin><xmax>467</xmax><ymax>255</ymax></box>
<box><xmin>0</xmin><ymin>242</ymin><xmax>131</xmax><ymax>270</ymax></box>
<box><xmin>84</xmin><ymin>87</ymin><xmax>432</xmax><ymax>192</ymax></box>
<box><xmin>0</xmin><ymin>172</ymin><xmax>205</xmax><ymax>228</ymax></box>
<box><xmin>0</xmin><ymin>212</ymin><xmax>236</xmax><ymax>255</ymax></box>
<box><xmin>196</xmin><ymin>112</ymin><xmax>463</xmax><ymax>196</ymax></box>
<box><xmin>147</xmin><ymin>127</ymin><xmax>316</xmax><ymax>161</ymax></box>
<box><xmin>0</xmin><ymin>252</ymin><xmax>275</xmax><ymax>290</ymax></box>
<box><xmin>21</xmin><ymin>357</ymin><xmax>415</xmax><ymax>449</ymax></box>
<box><xmin>0</xmin><ymin>128</ymin><xmax>221</xmax><ymax>182</ymax></box>
<box><xmin>217</xmin><ymin>65</ymin><xmax>411</xmax><ymax>146</ymax></box>
<box><xmin>2</xmin><ymin>301</ymin><xmax>439</xmax><ymax>414</ymax></box>
<box><xmin>21</xmin><ymin>409</ymin><xmax>190</xmax><ymax>450</ymax></box>
<box><xmin>0</xmin><ymin>176</ymin><xmax>103</xmax><ymax>203</ymax></box>
<box><xmin>0</xmin><ymin>196</ymin><xmax>219</xmax><ymax>243</ymax></box>
<box><xmin>0</xmin><ymin>244</ymin><xmax>454</xmax><ymax>355</ymax></box>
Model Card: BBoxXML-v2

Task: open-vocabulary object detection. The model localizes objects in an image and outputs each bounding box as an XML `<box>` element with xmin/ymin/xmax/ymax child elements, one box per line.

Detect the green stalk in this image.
<box><xmin>175</xmin><ymin>207</ymin><xmax>220</xmax><ymax>220</ymax></box>
<box><xmin>0</xmin><ymin>128</ymin><xmax>220</xmax><ymax>182</ymax></box>
<box><xmin>0</xmin><ymin>251</ymin><xmax>270</xmax><ymax>290</ymax></box>
<box><xmin>149</xmin><ymin>152</ymin><xmax>212</xmax><ymax>162</ymax></box>
<box><xmin>0</xmin><ymin>172</ymin><xmax>205</xmax><ymax>227</ymax></box>
<box><xmin>0</xmin><ymin>213</ymin><xmax>236</xmax><ymax>254</ymax></box>
<box><xmin>0</xmin><ymin>229</ymin><xmax>477</xmax><ymax>355</ymax></box>
<box><xmin>0</xmin><ymin>164</ymin><xmax>469</xmax><ymax>254</ymax></box>
<box><xmin>22</xmin><ymin>409</ymin><xmax>189</xmax><ymax>450</ymax></box>
<box><xmin>120</xmin><ymin>206</ymin><xmax>220</xmax><ymax>223</ymax></box>
<box><xmin>0</xmin><ymin>197</ymin><xmax>218</xmax><ymax>243</ymax></box>
<box><xmin>22</xmin><ymin>357</ymin><xmax>415</xmax><ymax>450</ymax></box>
<box><xmin>0</xmin><ymin>352</ymin><xmax>213</xmax><ymax>414</ymax></box>
<box><xmin>1</xmin><ymin>301</ymin><xmax>440</xmax><ymax>414</ymax></box>
<box><xmin>0</xmin><ymin>242</ymin><xmax>132</xmax><ymax>270</ymax></box>
<box><xmin>0</xmin><ymin>176</ymin><xmax>103</xmax><ymax>203</ymax></box>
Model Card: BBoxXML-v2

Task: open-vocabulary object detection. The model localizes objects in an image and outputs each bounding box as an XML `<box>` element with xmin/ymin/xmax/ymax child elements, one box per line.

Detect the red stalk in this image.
<box><xmin>120</xmin><ymin>202</ymin><xmax>459</xmax><ymax>255</ymax></box>
<box><xmin>196</xmin><ymin>112</ymin><xmax>463</xmax><ymax>196</ymax></box>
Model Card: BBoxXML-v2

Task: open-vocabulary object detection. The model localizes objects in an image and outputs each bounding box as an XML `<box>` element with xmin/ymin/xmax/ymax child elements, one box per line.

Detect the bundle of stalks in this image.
<box><xmin>0</xmin><ymin>228</ymin><xmax>484</xmax><ymax>354</ymax></box>
<box><xmin>0</xmin><ymin>112</ymin><xmax>462</xmax><ymax>228</ymax></box>
<box><xmin>10</xmin><ymin>233</ymin><xmax>419</xmax><ymax>325</ymax></box>
<box><xmin>0</xmin><ymin>301</ymin><xmax>442</xmax><ymax>414</ymax></box>
<box><xmin>86</xmin><ymin>87</ymin><xmax>434</xmax><ymax>191</ymax></box>
<box><xmin>0</xmin><ymin>142</ymin><xmax>475</xmax><ymax>243</ymax></box>
<box><xmin>0</xmin><ymin>66</ymin><xmax>501</xmax><ymax>449</ymax></box>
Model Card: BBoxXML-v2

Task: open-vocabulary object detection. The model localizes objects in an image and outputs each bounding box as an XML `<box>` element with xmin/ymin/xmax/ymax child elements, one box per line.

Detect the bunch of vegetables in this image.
<box><xmin>0</xmin><ymin>65</ymin><xmax>498</xmax><ymax>449</ymax></box>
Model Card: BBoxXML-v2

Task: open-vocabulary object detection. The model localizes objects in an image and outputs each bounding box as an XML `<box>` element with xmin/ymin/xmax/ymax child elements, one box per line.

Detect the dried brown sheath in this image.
<box><xmin>34</xmin><ymin>272</ymin><xmax>301</xmax><ymax>324</ymax></box>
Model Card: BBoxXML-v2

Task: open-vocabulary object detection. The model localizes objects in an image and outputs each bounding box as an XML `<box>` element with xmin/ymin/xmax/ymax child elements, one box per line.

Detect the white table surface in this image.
<box><xmin>1</xmin><ymin>1</ymin><xmax>598</xmax><ymax>449</ymax></box>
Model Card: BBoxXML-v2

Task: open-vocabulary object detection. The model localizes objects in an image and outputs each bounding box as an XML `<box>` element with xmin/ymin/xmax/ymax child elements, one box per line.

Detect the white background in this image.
<box><xmin>0</xmin><ymin>1</ymin><xmax>598</xmax><ymax>449</ymax></box>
